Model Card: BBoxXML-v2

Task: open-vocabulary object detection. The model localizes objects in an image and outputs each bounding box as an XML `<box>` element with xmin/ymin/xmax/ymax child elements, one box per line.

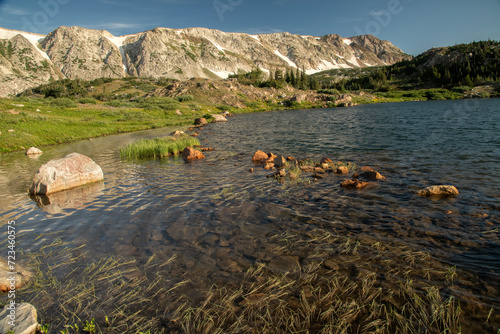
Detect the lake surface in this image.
<box><xmin>1</xmin><ymin>99</ymin><xmax>499</xmax><ymax>332</ymax></box>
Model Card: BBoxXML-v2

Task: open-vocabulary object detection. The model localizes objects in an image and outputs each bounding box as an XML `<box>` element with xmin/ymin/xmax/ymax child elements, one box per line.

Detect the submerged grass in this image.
<box><xmin>1</xmin><ymin>240</ymin><xmax>180</xmax><ymax>333</ymax></box>
<box><xmin>120</xmin><ymin>136</ymin><xmax>200</xmax><ymax>160</ymax></box>
<box><xmin>5</xmin><ymin>229</ymin><xmax>495</xmax><ymax>333</ymax></box>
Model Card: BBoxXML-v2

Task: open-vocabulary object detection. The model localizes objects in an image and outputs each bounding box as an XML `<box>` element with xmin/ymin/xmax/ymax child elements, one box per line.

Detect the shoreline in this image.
<box><xmin>0</xmin><ymin>95</ymin><xmax>496</xmax><ymax>155</ymax></box>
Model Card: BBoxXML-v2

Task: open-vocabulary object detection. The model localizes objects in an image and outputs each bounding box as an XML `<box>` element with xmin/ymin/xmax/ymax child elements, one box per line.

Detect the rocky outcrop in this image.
<box><xmin>0</xmin><ymin>26</ymin><xmax>410</xmax><ymax>96</ymax></box>
<box><xmin>0</xmin><ymin>31</ymin><xmax>62</xmax><ymax>97</ymax></box>
<box><xmin>417</xmin><ymin>185</ymin><xmax>459</xmax><ymax>198</ymax></box>
<box><xmin>28</xmin><ymin>153</ymin><xmax>104</xmax><ymax>195</ymax></box>
<box><xmin>41</xmin><ymin>26</ymin><xmax>126</xmax><ymax>80</ymax></box>
<box><xmin>0</xmin><ymin>303</ymin><xmax>38</xmax><ymax>334</ymax></box>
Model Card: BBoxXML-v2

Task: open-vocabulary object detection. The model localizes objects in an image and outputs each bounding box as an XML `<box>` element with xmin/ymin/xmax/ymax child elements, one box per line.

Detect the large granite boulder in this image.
<box><xmin>28</xmin><ymin>153</ymin><xmax>103</xmax><ymax>195</ymax></box>
<box><xmin>0</xmin><ymin>303</ymin><xmax>38</xmax><ymax>334</ymax></box>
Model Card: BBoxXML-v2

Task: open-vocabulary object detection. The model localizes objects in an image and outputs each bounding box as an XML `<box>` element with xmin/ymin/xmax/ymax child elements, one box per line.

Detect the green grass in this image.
<box><xmin>120</xmin><ymin>136</ymin><xmax>200</xmax><ymax>160</ymax></box>
<box><xmin>0</xmin><ymin>97</ymin><xmax>198</xmax><ymax>153</ymax></box>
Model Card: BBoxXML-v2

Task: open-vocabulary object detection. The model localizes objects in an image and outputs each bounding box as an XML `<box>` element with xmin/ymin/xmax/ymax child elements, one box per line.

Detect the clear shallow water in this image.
<box><xmin>1</xmin><ymin>99</ymin><xmax>499</xmax><ymax>330</ymax></box>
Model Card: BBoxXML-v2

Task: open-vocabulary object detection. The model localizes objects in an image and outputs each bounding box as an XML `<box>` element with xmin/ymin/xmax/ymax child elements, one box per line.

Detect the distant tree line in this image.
<box><xmin>228</xmin><ymin>67</ymin><xmax>321</xmax><ymax>91</ymax></box>
<box><xmin>323</xmin><ymin>40</ymin><xmax>500</xmax><ymax>92</ymax></box>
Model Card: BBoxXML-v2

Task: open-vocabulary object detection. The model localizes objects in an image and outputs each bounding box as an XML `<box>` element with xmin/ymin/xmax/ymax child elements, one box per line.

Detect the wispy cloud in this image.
<box><xmin>235</xmin><ymin>27</ymin><xmax>287</xmax><ymax>35</ymax></box>
<box><xmin>89</xmin><ymin>22</ymin><xmax>143</xmax><ymax>30</ymax></box>
<box><xmin>333</xmin><ymin>17</ymin><xmax>365</xmax><ymax>23</ymax></box>
<box><xmin>0</xmin><ymin>4</ymin><xmax>31</xmax><ymax>16</ymax></box>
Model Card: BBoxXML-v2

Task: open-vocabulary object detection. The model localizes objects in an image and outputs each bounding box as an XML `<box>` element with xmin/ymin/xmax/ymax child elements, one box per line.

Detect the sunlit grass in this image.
<box><xmin>120</xmin><ymin>136</ymin><xmax>200</xmax><ymax>160</ymax></box>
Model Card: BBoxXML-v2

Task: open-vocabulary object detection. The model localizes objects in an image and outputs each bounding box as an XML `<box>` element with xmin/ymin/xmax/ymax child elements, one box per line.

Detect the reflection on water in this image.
<box><xmin>29</xmin><ymin>181</ymin><xmax>105</xmax><ymax>215</ymax></box>
<box><xmin>0</xmin><ymin>99</ymin><xmax>499</xmax><ymax>331</ymax></box>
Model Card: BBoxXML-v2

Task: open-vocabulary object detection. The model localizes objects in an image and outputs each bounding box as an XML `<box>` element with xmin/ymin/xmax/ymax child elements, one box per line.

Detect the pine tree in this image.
<box><xmin>285</xmin><ymin>68</ymin><xmax>291</xmax><ymax>83</ymax></box>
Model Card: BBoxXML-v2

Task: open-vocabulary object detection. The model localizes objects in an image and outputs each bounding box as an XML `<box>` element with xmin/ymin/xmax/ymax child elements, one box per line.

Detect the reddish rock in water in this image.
<box><xmin>341</xmin><ymin>179</ymin><xmax>370</xmax><ymax>189</ymax></box>
<box><xmin>252</xmin><ymin>150</ymin><xmax>269</xmax><ymax>163</ymax></box>
<box><xmin>300</xmin><ymin>166</ymin><xmax>315</xmax><ymax>173</ymax></box>
<box><xmin>264</xmin><ymin>162</ymin><xmax>275</xmax><ymax>170</ymax></box>
<box><xmin>320</xmin><ymin>157</ymin><xmax>333</xmax><ymax>164</ymax></box>
<box><xmin>335</xmin><ymin>166</ymin><xmax>349</xmax><ymax>174</ymax></box>
<box><xmin>200</xmin><ymin>147</ymin><xmax>214</xmax><ymax>152</ymax></box>
<box><xmin>360</xmin><ymin>166</ymin><xmax>375</xmax><ymax>172</ymax></box>
<box><xmin>266</xmin><ymin>153</ymin><xmax>278</xmax><ymax>163</ymax></box>
<box><xmin>417</xmin><ymin>185</ymin><xmax>459</xmax><ymax>198</ymax></box>
<box><xmin>194</xmin><ymin>118</ymin><xmax>208</xmax><ymax>126</ymax></box>
<box><xmin>274</xmin><ymin>155</ymin><xmax>287</xmax><ymax>169</ymax></box>
<box><xmin>359</xmin><ymin>170</ymin><xmax>385</xmax><ymax>180</ymax></box>
<box><xmin>182</xmin><ymin>147</ymin><xmax>205</xmax><ymax>161</ymax></box>
<box><xmin>29</xmin><ymin>153</ymin><xmax>103</xmax><ymax>195</ymax></box>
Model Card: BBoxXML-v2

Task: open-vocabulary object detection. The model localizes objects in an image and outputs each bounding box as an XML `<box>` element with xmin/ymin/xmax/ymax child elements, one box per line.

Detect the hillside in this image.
<box><xmin>0</xmin><ymin>26</ymin><xmax>410</xmax><ymax>97</ymax></box>
<box><xmin>313</xmin><ymin>40</ymin><xmax>500</xmax><ymax>98</ymax></box>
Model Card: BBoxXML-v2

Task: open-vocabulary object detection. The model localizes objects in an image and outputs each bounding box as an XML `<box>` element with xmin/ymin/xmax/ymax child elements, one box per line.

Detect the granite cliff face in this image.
<box><xmin>0</xmin><ymin>29</ymin><xmax>62</xmax><ymax>97</ymax></box>
<box><xmin>0</xmin><ymin>25</ymin><xmax>410</xmax><ymax>96</ymax></box>
<box><xmin>41</xmin><ymin>26</ymin><xmax>125</xmax><ymax>80</ymax></box>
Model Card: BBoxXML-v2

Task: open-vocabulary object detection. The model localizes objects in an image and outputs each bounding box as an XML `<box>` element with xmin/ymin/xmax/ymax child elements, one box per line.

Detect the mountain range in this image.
<box><xmin>0</xmin><ymin>25</ymin><xmax>410</xmax><ymax>97</ymax></box>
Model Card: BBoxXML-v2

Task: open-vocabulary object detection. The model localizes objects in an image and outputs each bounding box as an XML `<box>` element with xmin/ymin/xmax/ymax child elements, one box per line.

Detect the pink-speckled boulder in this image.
<box><xmin>29</xmin><ymin>153</ymin><xmax>103</xmax><ymax>195</ymax></box>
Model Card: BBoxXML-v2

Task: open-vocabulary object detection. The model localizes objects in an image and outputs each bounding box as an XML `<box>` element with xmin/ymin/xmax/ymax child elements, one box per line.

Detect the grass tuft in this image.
<box><xmin>120</xmin><ymin>136</ymin><xmax>200</xmax><ymax>160</ymax></box>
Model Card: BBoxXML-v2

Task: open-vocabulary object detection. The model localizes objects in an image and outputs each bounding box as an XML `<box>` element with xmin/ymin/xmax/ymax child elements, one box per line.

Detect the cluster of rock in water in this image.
<box><xmin>249</xmin><ymin>149</ymin><xmax>459</xmax><ymax>197</ymax></box>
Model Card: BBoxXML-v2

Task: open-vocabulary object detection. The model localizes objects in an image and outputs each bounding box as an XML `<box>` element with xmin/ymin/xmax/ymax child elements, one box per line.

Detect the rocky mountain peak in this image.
<box><xmin>0</xmin><ymin>25</ymin><xmax>411</xmax><ymax>97</ymax></box>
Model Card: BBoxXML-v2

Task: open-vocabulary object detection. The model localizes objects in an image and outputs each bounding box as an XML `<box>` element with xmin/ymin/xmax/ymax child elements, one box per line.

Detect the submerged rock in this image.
<box><xmin>211</xmin><ymin>114</ymin><xmax>228</xmax><ymax>122</ymax></box>
<box><xmin>25</xmin><ymin>147</ymin><xmax>43</xmax><ymax>156</ymax></box>
<box><xmin>341</xmin><ymin>179</ymin><xmax>370</xmax><ymax>189</ymax></box>
<box><xmin>0</xmin><ymin>260</ymin><xmax>32</xmax><ymax>292</ymax></box>
<box><xmin>417</xmin><ymin>185</ymin><xmax>459</xmax><ymax>198</ymax></box>
<box><xmin>28</xmin><ymin>153</ymin><xmax>103</xmax><ymax>195</ymax></box>
<box><xmin>357</xmin><ymin>170</ymin><xmax>385</xmax><ymax>180</ymax></box>
<box><xmin>0</xmin><ymin>303</ymin><xmax>38</xmax><ymax>334</ymax></box>
<box><xmin>170</xmin><ymin>130</ymin><xmax>185</xmax><ymax>136</ymax></box>
<box><xmin>182</xmin><ymin>147</ymin><xmax>205</xmax><ymax>161</ymax></box>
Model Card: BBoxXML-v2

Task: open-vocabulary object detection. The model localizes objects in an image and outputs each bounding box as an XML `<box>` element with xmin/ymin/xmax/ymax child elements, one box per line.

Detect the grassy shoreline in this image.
<box><xmin>0</xmin><ymin>90</ymin><xmax>494</xmax><ymax>154</ymax></box>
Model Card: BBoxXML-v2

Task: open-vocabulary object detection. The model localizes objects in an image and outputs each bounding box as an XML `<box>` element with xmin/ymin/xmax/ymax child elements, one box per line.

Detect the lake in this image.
<box><xmin>1</xmin><ymin>99</ymin><xmax>499</xmax><ymax>332</ymax></box>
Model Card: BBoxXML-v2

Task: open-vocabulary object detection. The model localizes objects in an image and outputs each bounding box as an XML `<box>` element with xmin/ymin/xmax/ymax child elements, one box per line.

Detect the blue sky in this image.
<box><xmin>0</xmin><ymin>0</ymin><xmax>499</xmax><ymax>55</ymax></box>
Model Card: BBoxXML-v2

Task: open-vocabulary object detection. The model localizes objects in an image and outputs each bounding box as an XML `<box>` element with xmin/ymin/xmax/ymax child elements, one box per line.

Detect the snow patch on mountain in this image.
<box><xmin>274</xmin><ymin>50</ymin><xmax>297</xmax><ymax>68</ymax></box>
<box><xmin>0</xmin><ymin>27</ymin><xmax>50</xmax><ymax>60</ymax></box>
